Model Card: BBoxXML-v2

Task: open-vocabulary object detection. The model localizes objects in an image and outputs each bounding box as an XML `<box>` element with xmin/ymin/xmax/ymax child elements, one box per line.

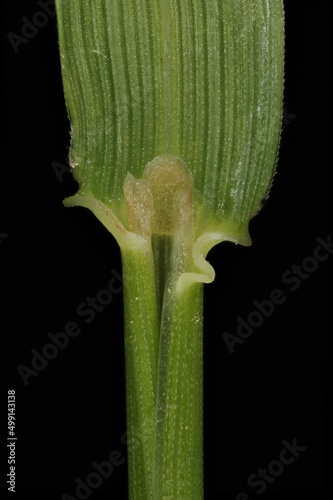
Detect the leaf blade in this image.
<box><xmin>56</xmin><ymin>0</ymin><xmax>284</xmax><ymax>244</ymax></box>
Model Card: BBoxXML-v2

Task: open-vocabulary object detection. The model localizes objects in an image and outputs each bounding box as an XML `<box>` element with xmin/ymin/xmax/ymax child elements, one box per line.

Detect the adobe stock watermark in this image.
<box><xmin>236</xmin><ymin>437</ymin><xmax>307</xmax><ymax>499</ymax></box>
<box><xmin>7</xmin><ymin>0</ymin><xmax>55</xmax><ymax>54</ymax></box>
<box><xmin>17</xmin><ymin>268</ymin><xmax>123</xmax><ymax>386</ymax></box>
<box><xmin>61</xmin><ymin>430</ymin><xmax>141</xmax><ymax>499</ymax></box>
<box><xmin>0</xmin><ymin>233</ymin><xmax>9</xmax><ymax>244</ymax></box>
<box><xmin>223</xmin><ymin>235</ymin><xmax>331</xmax><ymax>354</ymax></box>
<box><xmin>282</xmin><ymin>105</ymin><xmax>297</xmax><ymax>131</ymax></box>
<box><xmin>52</xmin><ymin>159</ymin><xmax>72</xmax><ymax>183</ymax></box>
<box><xmin>52</xmin><ymin>145</ymin><xmax>72</xmax><ymax>183</ymax></box>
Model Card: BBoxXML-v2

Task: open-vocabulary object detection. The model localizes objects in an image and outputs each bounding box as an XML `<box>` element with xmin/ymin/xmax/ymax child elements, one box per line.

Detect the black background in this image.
<box><xmin>1</xmin><ymin>1</ymin><xmax>330</xmax><ymax>499</ymax></box>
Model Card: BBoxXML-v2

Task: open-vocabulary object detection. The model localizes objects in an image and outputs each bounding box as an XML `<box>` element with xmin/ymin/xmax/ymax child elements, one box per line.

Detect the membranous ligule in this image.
<box><xmin>124</xmin><ymin>155</ymin><xmax>193</xmax><ymax>239</ymax></box>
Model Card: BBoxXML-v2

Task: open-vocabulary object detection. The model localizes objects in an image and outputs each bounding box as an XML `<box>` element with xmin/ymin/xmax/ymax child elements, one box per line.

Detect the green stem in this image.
<box><xmin>122</xmin><ymin>227</ymin><xmax>204</xmax><ymax>499</ymax></box>
<box><xmin>121</xmin><ymin>243</ymin><xmax>159</xmax><ymax>499</ymax></box>
<box><xmin>153</xmin><ymin>281</ymin><xmax>204</xmax><ymax>499</ymax></box>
